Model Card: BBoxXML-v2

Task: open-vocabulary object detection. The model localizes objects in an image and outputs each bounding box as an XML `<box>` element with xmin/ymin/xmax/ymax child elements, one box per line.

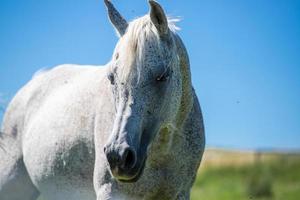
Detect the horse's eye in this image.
<box><xmin>156</xmin><ymin>67</ymin><xmax>171</xmax><ymax>82</ymax></box>
<box><xmin>108</xmin><ymin>73</ymin><xmax>115</xmax><ymax>85</ymax></box>
<box><xmin>156</xmin><ymin>74</ymin><xmax>169</xmax><ymax>82</ymax></box>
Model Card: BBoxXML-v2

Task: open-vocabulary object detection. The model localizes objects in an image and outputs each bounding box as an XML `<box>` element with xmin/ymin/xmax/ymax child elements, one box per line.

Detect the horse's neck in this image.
<box><xmin>174</xmin><ymin>34</ymin><xmax>194</xmax><ymax>129</ymax></box>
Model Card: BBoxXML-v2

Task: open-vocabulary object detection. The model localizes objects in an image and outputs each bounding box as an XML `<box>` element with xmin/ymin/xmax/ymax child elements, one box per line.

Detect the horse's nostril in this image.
<box><xmin>121</xmin><ymin>147</ymin><xmax>137</xmax><ymax>170</ymax></box>
<box><xmin>105</xmin><ymin>149</ymin><xmax>121</xmax><ymax>169</ymax></box>
<box><xmin>105</xmin><ymin>146</ymin><xmax>137</xmax><ymax>171</ymax></box>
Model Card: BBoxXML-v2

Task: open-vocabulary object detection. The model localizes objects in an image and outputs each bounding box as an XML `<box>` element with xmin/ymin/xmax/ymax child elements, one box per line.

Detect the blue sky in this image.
<box><xmin>0</xmin><ymin>0</ymin><xmax>299</xmax><ymax>150</ymax></box>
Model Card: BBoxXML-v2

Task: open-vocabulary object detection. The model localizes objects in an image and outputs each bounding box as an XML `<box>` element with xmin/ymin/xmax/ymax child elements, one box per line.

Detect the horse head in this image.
<box><xmin>103</xmin><ymin>0</ymin><xmax>185</xmax><ymax>183</ymax></box>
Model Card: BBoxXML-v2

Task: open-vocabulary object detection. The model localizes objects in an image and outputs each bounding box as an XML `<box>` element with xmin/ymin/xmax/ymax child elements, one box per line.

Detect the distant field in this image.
<box><xmin>191</xmin><ymin>149</ymin><xmax>300</xmax><ymax>200</ymax></box>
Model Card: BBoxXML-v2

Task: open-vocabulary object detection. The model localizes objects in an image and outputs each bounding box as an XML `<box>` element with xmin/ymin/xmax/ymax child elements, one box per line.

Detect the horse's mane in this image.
<box><xmin>126</xmin><ymin>15</ymin><xmax>180</xmax><ymax>40</ymax></box>
<box><xmin>117</xmin><ymin>15</ymin><xmax>180</xmax><ymax>81</ymax></box>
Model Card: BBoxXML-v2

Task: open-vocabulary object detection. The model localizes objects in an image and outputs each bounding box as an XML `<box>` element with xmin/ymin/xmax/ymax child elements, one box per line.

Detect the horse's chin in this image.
<box><xmin>114</xmin><ymin>156</ymin><xmax>147</xmax><ymax>183</ymax></box>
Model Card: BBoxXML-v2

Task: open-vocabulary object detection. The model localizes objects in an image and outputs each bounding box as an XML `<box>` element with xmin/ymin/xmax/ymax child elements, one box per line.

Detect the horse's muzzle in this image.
<box><xmin>104</xmin><ymin>144</ymin><xmax>145</xmax><ymax>182</ymax></box>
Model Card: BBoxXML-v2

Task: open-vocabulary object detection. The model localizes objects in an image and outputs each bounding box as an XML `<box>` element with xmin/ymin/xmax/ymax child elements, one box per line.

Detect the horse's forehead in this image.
<box><xmin>118</xmin><ymin>34</ymin><xmax>159</xmax><ymax>56</ymax></box>
<box><xmin>116</xmin><ymin>36</ymin><xmax>163</xmax><ymax>73</ymax></box>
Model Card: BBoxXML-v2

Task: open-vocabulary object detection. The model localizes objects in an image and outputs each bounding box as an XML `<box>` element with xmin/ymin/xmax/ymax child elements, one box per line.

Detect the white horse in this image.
<box><xmin>0</xmin><ymin>1</ymin><xmax>205</xmax><ymax>199</ymax></box>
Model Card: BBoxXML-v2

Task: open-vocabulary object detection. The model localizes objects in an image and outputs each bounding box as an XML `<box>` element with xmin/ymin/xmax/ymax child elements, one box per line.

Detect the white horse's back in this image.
<box><xmin>1</xmin><ymin>64</ymin><xmax>108</xmax><ymax>200</ymax></box>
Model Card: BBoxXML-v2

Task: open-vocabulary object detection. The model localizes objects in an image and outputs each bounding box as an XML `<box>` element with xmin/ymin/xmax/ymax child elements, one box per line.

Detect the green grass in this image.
<box><xmin>191</xmin><ymin>154</ymin><xmax>300</xmax><ymax>200</ymax></box>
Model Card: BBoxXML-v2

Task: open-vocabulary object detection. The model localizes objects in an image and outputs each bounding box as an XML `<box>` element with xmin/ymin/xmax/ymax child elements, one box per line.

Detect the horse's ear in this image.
<box><xmin>104</xmin><ymin>0</ymin><xmax>128</xmax><ymax>37</ymax></box>
<box><xmin>149</xmin><ymin>0</ymin><xmax>168</xmax><ymax>36</ymax></box>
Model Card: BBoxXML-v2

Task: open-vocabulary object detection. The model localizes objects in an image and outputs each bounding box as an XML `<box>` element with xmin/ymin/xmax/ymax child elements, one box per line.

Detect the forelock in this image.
<box><xmin>116</xmin><ymin>15</ymin><xmax>180</xmax><ymax>81</ymax></box>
